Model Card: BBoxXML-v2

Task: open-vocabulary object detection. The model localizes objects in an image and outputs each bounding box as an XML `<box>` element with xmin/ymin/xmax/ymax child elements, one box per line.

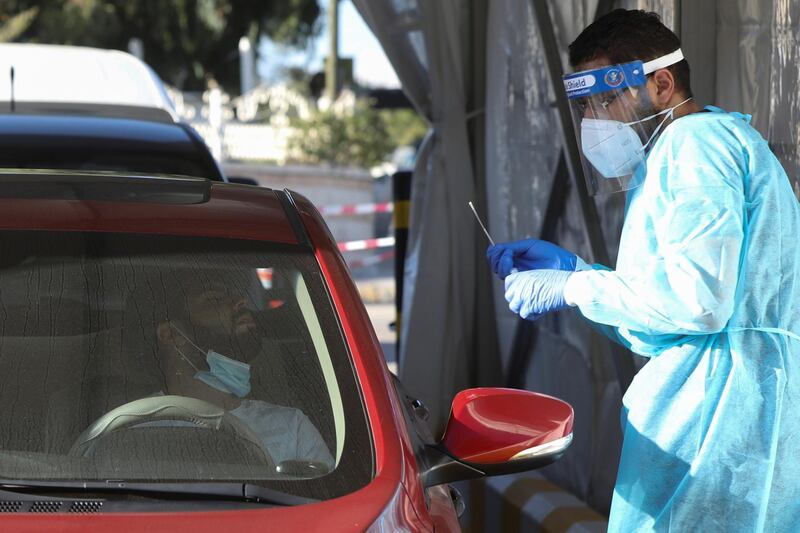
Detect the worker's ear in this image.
<box><xmin>650</xmin><ymin>68</ymin><xmax>675</xmax><ymax>107</ymax></box>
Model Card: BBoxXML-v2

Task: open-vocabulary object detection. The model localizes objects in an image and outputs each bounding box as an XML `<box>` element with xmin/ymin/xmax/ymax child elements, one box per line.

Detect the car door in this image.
<box><xmin>391</xmin><ymin>374</ymin><xmax>461</xmax><ymax>531</ymax></box>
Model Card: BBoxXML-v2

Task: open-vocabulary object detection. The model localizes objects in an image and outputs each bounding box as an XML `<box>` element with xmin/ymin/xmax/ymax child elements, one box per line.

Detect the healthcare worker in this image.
<box><xmin>487</xmin><ymin>9</ymin><xmax>800</xmax><ymax>532</ymax></box>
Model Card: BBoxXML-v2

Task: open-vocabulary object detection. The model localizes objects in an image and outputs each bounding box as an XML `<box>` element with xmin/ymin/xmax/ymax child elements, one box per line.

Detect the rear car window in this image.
<box><xmin>0</xmin><ymin>231</ymin><xmax>372</xmax><ymax>502</ymax></box>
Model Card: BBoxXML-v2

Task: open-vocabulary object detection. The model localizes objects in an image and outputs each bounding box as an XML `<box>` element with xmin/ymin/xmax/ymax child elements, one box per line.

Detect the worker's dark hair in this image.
<box><xmin>568</xmin><ymin>9</ymin><xmax>692</xmax><ymax>98</ymax></box>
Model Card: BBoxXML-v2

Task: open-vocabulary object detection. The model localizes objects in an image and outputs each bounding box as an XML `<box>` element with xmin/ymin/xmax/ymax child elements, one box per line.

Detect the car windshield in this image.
<box><xmin>0</xmin><ymin>230</ymin><xmax>372</xmax><ymax>502</ymax></box>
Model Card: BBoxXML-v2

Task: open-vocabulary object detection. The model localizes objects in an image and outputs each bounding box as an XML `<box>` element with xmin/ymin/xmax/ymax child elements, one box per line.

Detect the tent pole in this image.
<box><xmin>467</xmin><ymin>0</ymin><xmax>502</xmax><ymax>388</ymax></box>
<box><xmin>512</xmin><ymin>0</ymin><xmax>636</xmax><ymax>393</ymax></box>
<box><xmin>506</xmin><ymin>151</ymin><xmax>570</xmax><ymax>388</ymax></box>
<box><xmin>530</xmin><ymin>0</ymin><xmax>609</xmax><ymax>265</ymax></box>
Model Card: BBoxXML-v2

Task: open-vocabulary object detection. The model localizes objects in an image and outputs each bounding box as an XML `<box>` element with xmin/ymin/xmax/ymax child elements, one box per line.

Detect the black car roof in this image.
<box><xmin>0</xmin><ymin>114</ymin><xmax>189</xmax><ymax>143</ymax></box>
<box><xmin>0</xmin><ymin>114</ymin><xmax>224</xmax><ymax>181</ymax></box>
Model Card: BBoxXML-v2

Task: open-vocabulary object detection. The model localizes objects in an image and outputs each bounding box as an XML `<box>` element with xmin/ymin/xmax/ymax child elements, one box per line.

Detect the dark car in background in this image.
<box><xmin>0</xmin><ymin>113</ymin><xmax>225</xmax><ymax>181</ymax></box>
<box><xmin>0</xmin><ymin>43</ymin><xmax>227</xmax><ymax>182</ymax></box>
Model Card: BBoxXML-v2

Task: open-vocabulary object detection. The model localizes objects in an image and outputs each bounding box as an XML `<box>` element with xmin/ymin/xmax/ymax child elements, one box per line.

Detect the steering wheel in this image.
<box><xmin>69</xmin><ymin>395</ymin><xmax>274</xmax><ymax>468</ymax></box>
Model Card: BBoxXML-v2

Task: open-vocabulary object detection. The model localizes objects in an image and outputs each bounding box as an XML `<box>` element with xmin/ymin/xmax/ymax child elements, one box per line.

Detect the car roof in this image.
<box><xmin>0</xmin><ymin>43</ymin><xmax>178</xmax><ymax>121</ymax></box>
<box><xmin>0</xmin><ymin>172</ymin><xmax>300</xmax><ymax>244</ymax></box>
<box><xmin>0</xmin><ymin>114</ymin><xmax>192</xmax><ymax>145</ymax></box>
<box><xmin>0</xmin><ymin>114</ymin><xmax>224</xmax><ymax>181</ymax></box>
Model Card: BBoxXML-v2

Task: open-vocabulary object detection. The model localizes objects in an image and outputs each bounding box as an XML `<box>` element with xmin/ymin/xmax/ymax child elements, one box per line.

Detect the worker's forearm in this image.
<box><xmin>564</xmin><ymin>268</ymin><xmax>735</xmax><ymax>336</ymax></box>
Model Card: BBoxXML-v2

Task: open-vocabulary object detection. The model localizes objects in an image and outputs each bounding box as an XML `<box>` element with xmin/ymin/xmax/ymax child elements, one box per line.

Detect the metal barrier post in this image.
<box><xmin>517</xmin><ymin>0</ymin><xmax>636</xmax><ymax>393</ymax></box>
<box><xmin>392</xmin><ymin>170</ymin><xmax>412</xmax><ymax>364</ymax></box>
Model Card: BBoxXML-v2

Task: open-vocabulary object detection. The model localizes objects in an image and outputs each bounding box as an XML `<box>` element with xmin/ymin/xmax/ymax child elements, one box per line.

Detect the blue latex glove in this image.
<box><xmin>504</xmin><ymin>269</ymin><xmax>573</xmax><ymax>320</ymax></box>
<box><xmin>487</xmin><ymin>239</ymin><xmax>578</xmax><ymax>279</ymax></box>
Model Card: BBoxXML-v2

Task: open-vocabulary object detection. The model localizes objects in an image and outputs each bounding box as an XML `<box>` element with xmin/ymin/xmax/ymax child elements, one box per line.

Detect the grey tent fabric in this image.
<box><xmin>484</xmin><ymin>0</ymin><xmax>629</xmax><ymax>513</ymax></box>
<box><xmin>768</xmin><ymin>1</ymin><xmax>800</xmax><ymax>199</ymax></box>
<box><xmin>484</xmin><ymin>0</ymin><xmax>800</xmax><ymax>514</ymax></box>
<box><xmin>353</xmin><ymin>0</ymin><xmax>502</xmax><ymax>432</ymax></box>
<box><xmin>716</xmin><ymin>0</ymin><xmax>800</xmax><ymax>200</ymax></box>
<box><xmin>357</xmin><ymin>0</ymin><xmax>800</xmax><ymax>516</ymax></box>
<box><xmin>351</xmin><ymin>1</ymin><xmax>430</xmax><ymax>118</ymax></box>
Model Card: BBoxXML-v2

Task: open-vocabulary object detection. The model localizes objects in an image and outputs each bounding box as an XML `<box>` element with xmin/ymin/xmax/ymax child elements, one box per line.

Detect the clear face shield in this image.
<box><xmin>563</xmin><ymin>49</ymin><xmax>690</xmax><ymax>195</ymax></box>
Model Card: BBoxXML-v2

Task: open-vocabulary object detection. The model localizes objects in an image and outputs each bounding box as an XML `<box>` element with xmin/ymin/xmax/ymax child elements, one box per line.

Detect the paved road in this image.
<box><xmin>363</xmin><ymin>302</ymin><xmax>397</xmax><ymax>374</ymax></box>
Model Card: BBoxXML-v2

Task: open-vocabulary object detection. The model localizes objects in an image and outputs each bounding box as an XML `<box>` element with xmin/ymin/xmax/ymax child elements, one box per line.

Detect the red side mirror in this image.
<box><xmin>442</xmin><ymin>388</ymin><xmax>573</xmax><ymax>464</ymax></box>
<box><xmin>422</xmin><ymin>388</ymin><xmax>573</xmax><ymax>486</ymax></box>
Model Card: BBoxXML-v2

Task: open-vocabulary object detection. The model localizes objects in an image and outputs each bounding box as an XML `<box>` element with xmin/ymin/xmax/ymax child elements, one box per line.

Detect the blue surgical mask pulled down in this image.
<box><xmin>170</xmin><ymin>323</ymin><xmax>252</xmax><ymax>398</ymax></box>
<box><xmin>581</xmin><ymin>97</ymin><xmax>692</xmax><ymax>178</ymax></box>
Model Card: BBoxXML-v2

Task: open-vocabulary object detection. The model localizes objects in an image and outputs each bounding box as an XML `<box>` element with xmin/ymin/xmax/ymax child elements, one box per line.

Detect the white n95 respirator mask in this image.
<box><xmin>580</xmin><ymin>98</ymin><xmax>692</xmax><ymax>179</ymax></box>
<box><xmin>580</xmin><ymin>118</ymin><xmax>645</xmax><ymax>178</ymax></box>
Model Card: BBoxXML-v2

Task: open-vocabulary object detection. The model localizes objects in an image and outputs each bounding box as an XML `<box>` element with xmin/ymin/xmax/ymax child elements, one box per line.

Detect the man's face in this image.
<box><xmin>177</xmin><ymin>278</ymin><xmax>263</xmax><ymax>363</ymax></box>
<box><xmin>155</xmin><ymin>274</ymin><xmax>263</xmax><ymax>375</ymax></box>
<box><xmin>185</xmin><ymin>280</ymin><xmax>256</xmax><ymax>337</ymax></box>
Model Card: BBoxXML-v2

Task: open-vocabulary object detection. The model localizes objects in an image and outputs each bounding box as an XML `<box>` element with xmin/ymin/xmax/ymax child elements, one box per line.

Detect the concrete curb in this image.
<box><xmin>457</xmin><ymin>472</ymin><xmax>608</xmax><ymax>532</ymax></box>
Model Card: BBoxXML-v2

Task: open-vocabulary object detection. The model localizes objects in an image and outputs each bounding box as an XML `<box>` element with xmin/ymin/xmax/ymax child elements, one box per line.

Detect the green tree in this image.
<box><xmin>379</xmin><ymin>108</ymin><xmax>428</xmax><ymax>148</ymax></box>
<box><xmin>289</xmin><ymin>100</ymin><xmax>395</xmax><ymax>169</ymax></box>
<box><xmin>0</xmin><ymin>0</ymin><xmax>321</xmax><ymax>93</ymax></box>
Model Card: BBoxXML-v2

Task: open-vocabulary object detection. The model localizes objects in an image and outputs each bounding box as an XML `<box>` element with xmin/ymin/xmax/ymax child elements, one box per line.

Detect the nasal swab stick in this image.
<box><xmin>468</xmin><ymin>201</ymin><xmax>495</xmax><ymax>245</ymax></box>
<box><xmin>469</xmin><ymin>201</ymin><xmax>518</xmax><ymax>274</ymax></box>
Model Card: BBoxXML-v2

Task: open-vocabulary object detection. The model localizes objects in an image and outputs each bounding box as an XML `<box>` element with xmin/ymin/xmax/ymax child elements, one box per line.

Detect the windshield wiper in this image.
<box><xmin>0</xmin><ymin>479</ymin><xmax>317</xmax><ymax>507</ymax></box>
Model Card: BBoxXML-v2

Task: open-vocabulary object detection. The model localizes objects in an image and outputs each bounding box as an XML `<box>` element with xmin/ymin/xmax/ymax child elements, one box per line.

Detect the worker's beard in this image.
<box><xmin>633</xmin><ymin>100</ymin><xmax>662</xmax><ymax>140</ymax></box>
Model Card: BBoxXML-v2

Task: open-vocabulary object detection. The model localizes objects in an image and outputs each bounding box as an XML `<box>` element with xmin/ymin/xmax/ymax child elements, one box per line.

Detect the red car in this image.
<box><xmin>0</xmin><ymin>171</ymin><xmax>573</xmax><ymax>532</ymax></box>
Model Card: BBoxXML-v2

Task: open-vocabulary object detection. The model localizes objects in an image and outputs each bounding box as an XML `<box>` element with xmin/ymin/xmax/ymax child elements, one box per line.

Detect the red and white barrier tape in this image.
<box><xmin>256</xmin><ymin>267</ymin><xmax>273</xmax><ymax>289</ymax></box>
<box><xmin>346</xmin><ymin>250</ymin><xmax>395</xmax><ymax>269</ymax></box>
<box><xmin>337</xmin><ymin>236</ymin><xmax>395</xmax><ymax>252</ymax></box>
<box><xmin>318</xmin><ymin>201</ymin><xmax>394</xmax><ymax>216</ymax></box>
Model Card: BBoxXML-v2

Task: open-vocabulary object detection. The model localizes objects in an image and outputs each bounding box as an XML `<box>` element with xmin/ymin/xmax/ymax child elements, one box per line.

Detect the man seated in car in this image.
<box><xmin>152</xmin><ymin>274</ymin><xmax>334</xmax><ymax>469</ymax></box>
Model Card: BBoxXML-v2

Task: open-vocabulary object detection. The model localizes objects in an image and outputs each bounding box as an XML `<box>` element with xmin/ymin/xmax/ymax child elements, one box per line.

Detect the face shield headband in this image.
<box><xmin>563</xmin><ymin>49</ymin><xmax>685</xmax><ymax>100</ymax></box>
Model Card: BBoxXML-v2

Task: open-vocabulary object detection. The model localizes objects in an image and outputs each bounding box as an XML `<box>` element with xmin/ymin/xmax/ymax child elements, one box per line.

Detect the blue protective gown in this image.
<box><xmin>563</xmin><ymin>106</ymin><xmax>800</xmax><ymax>531</ymax></box>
